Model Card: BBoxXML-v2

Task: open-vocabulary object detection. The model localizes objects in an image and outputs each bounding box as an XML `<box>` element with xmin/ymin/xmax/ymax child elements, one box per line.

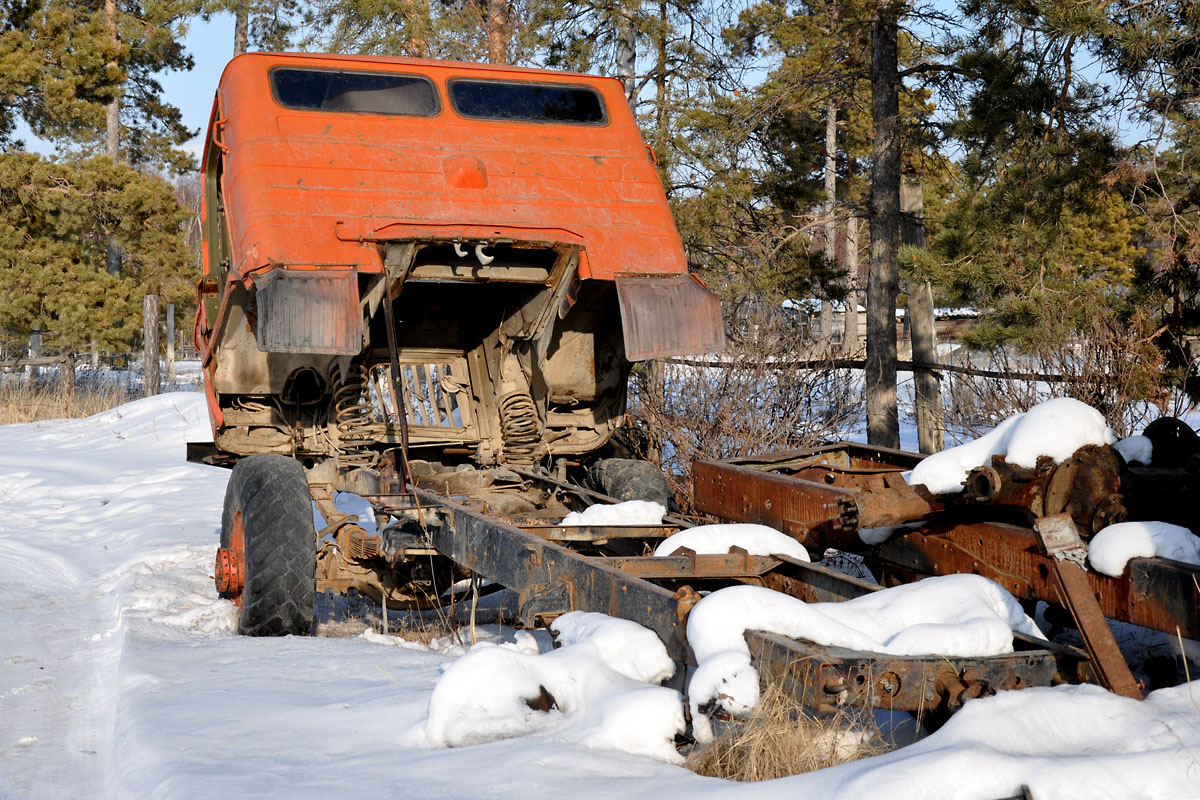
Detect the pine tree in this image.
<box><xmin>0</xmin><ymin>154</ymin><xmax>194</xmax><ymax>351</ymax></box>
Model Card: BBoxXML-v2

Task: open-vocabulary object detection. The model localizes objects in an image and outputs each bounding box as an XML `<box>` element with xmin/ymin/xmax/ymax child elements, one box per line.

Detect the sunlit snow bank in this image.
<box><xmin>909</xmin><ymin>397</ymin><xmax>1116</xmax><ymax>494</ymax></box>
<box><xmin>560</xmin><ymin>500</ymin><xmax>666</xmax><ymax>526</ymax></box>
<box><xmin>653</xmin><ymin>523</ymin><xmax>810</xmax><ymax>561</ymax></box>
<box><xmin>685</xmin><ymin>576</ymin><xmax>1044</xmax><ymax>742</ymax></box>
<box><xmin>1089</xmin><ymin>521</ymin><xmax>1200</xmax><ymax>577</ymax></box>
<box><xmin>768</xmin><ymin>679</ymin><xmax>1200</xmax><ymax>799</ymax></box>
<box><xmin>416</xmin><ymin>611</ymin><xmax>685</xmax><ymax>763</ymax></box>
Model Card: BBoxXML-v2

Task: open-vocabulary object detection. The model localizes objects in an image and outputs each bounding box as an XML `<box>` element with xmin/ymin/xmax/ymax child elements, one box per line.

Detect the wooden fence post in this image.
<box><xmin>60</xmin><ymin>353</ymin><xmax>75</xmax><ymax>397</ymax></box>
<box><xmin>901</xmin><ymin>182</ymin><xmax>943</xmax><ymax>454</ymax></box>
<box><xmin>27</xmin><ymin>327</ymin><xmax>40</xmax><ymax>382</ymax></box>
<box><xmin>166</xmin><ymin>302</ymin><xmax>175</xmax><ymax>386</ymax></box>
<box><xmin>143</xmin><ymin>295</ymin><xmax>160</xmax><ymax>397</ymax></box>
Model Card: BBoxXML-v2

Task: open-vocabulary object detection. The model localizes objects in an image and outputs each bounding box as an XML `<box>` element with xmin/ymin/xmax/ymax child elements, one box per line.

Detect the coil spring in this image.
<box><xmin>333</xmin><ymin>365</ymin><xmax>383</xmax><ymax>468</ymax></box>
<box><xmin>498</xmin><ymin>391</ymin><xmax>541</xmax><ymax>465</ymax></box>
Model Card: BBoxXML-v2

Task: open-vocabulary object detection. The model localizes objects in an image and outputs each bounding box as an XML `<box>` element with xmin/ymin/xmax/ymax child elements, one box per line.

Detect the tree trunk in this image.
<box><xmin>819</xmin><ymin>98</ymin><xmax>838</xmax><ymax>353</ymax></box>
<box><xmin>405</xmin><ymin>0</ymin><xmax>429</xmax><ymax>56</ymax></box>
<box><xmin>617</xmin><ymin>13</ymin><xmax>636</xmax><ymax>104</ymax></box>
<box><xmin>901</xmin><ymin>182</ymin><xmax>942</xmax><ymax>453</ymax></box>
<box><xmin>234</xmin><ymin>2</ymin><xmax>249</xmax><ymax>56</ymax></box>
<box><xmin>654</xmin><ymin>0</ymin><xmax>668</xmax><ymax>167</ymax></box>
<box><xmin>166</xmin><ymin>302</ymin><xmax>176</xmax><ymax>386</ymax></box>
<box><xmin>866</xmin><ymin>9</ymin><xmax>900</xmax><ymax>448</ymax></box>
<box><xmin>843</xmin><ymin>215</ymin><xmax>860</xmax><ymax>355</ymax></box>
<box><xmin>143</xmin><ymin>295</ymin><xmax>160</xmax><ymax>398</ymax></box>
<box><xmin>105</xmin><ymin>0</ymin><xmax>122</xmax><ymax>276</ymax></box>
<box><xmin>487</xmin><ymin>0</ymin><xmax>509</xmax><ymax>63</ymax></box>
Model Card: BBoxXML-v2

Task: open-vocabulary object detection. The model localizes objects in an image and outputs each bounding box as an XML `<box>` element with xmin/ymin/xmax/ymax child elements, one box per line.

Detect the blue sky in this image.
<box><xmin>162</xmin><ymin>14</ymin><xmax>238</xmax><ymax>160</ymax></box>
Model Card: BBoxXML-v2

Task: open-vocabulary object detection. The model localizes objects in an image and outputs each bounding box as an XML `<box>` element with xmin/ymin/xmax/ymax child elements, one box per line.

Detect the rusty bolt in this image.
<box><xmin>876</xmin><ymin>671</ymin><xmax>902</xmax><ymax>698</ymax></box>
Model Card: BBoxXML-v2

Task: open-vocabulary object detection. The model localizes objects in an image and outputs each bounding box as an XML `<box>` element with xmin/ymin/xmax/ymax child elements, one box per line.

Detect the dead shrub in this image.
<box><xmin>686</xmin><ymin>681</ymin><xmax>891</xmax><ymax>781</ymax></box>
<box><xmin>937</xmin><ymin>300</ymin><xmax>1179</xmax><ymax>441</ymax></box>
<box><xmin>629</xmin><ymin>306</ymin><xmax>861</xmax><ymax>513</ymax></box>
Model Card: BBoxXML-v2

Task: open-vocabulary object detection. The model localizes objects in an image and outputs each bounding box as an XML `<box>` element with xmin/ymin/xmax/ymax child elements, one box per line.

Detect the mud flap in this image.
<box><xmin>615</xmin><ymin>274</ymin><xmax>725</xmax><ymax>361</ymax></box>
<box><xmin>254</xmin><ymin>269</ymin><xmax>362</xmax><ymax>355</ymax></box>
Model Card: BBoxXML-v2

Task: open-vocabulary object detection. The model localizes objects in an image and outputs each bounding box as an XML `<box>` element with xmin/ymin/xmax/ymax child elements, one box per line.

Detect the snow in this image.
<box><xmin>417</xmin><ymin>611</ymin><xmax>684</xmax><ymax>764</ymax></box>
<box><xmin>3</xmin><ymin>393</ymin><xmax>1200</xmax><ymax>799</ymax></box>
<box><xmin>653</xmin><ymin>524</ymin><xmax>810</xmax><ymax>562</ymax></box>
<box><xmin>560</xmin><ymin>500</ymin><xmax>666</xmax><ymax>526</ymax></box>
<box><xmin>685</xmin><ymin>576</ymin><xmax>1044</xmax><ymax>742</ymax></box>
<box><xmin>859</xmin><ymin>522</ymin><xmax>923</xmax><ymax>545</ymax></box>
<box><xmin>1089</xmin><ymin>521</ymin><xmax>1200</xmax><ymax>577</ymax></box>
<box><xmin>1115</xmin><ymin>434</ymin><xmax>1154</xmax><ymax>465</ymax></box>
<box><xmin>909</xmin><ymin>398</ymin><xmax>1116</xmax><ymax>494</ymax></box>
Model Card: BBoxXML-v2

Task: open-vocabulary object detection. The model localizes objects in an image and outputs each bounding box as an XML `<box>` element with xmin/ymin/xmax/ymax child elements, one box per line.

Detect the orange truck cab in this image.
<box><xmin>195</xmin><ymin>52</ymin><xmax>723</xmax><ymax>488</ymax></box>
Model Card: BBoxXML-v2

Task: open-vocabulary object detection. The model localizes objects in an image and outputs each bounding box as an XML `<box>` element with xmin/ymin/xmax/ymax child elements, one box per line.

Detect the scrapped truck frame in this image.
<box><xmin>191</xmin><ymin>52</ymin><xmax>1199</xmax><ymax>728</ymax></box>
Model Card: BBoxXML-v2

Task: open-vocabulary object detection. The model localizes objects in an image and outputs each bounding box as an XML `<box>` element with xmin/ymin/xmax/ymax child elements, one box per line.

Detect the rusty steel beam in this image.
<box><xmin>694</xmin><ymin>457</ymin><xmax>943</xmax><ymax>545</ymax></box>
<box><xmin>598</xmin><ymin>552</ymin><xmax>781</xmax><ymax>580</ymax></box>
<box><xmin>1034</xmin><ymin>515</ymin><xmax>1142</xmax><ymax>699</ymax></box>
<box><xmin>409</xmin><ymin>487</ymin><xmax>695</xmax><ymax>663</ymax></box>
<box><xmin>746</xmin><ymin>631</ymin><xmax>1057</xmax><ymax>713</ymax></box>
<box><xmin>692</xmin><ymin>459</ymin><xmax>860</xmax><ymax>550</ymax></box>
<box><xmin>520</xmin><ymin>524</ymin><xmax>679</xmax><ymax>543</ymax></box>
<box><xmin>870</xmin><ymin>519</ymin><xmax>1200</xmax><ymax>640</ymax></box>
<box><xmin>837</xmin><ymin>481</ymin><xmax>943</xmax><ymax>531</ymax></box>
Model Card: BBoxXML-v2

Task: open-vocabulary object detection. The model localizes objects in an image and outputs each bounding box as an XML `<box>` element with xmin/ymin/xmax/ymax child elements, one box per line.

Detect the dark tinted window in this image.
<box><xmin>271</xmin><ymin>68</ymin><xmax>439</xmax><ymax>116</ymax></box>
<box><xmin>449</xmin><ymin>80</ymin><xmax>606</xmax><ymax>124</ymax></box>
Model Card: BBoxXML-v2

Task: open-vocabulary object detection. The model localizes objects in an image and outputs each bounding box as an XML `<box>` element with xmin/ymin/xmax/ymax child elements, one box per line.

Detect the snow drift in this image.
<box><xmin>908</xmin><ymin>397</ymin><xmax>1116</xmax><ymax>494</ymax></box>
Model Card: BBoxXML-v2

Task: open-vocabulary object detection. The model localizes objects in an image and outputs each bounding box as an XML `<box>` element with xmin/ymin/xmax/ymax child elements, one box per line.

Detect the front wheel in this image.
<box><xmin>215</xmin><ymin>454</ymin><xmax>316</xmax><ymax>636</ymax></box>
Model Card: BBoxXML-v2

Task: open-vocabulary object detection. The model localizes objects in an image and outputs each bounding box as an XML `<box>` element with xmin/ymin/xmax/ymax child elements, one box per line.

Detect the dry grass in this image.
<box><xmin>315</xmin><ymin>609</ymin><xmax>460</xmax><ymax>645</ymax></box>
<box><xmin>686</xmin><ymin>682</ymin><xmax>891</xmax><ymax>781</ymax></box>
<box><xmin>0</xmin><ymin>381</ymin><xmax>130</xmax><ymax>425</ymax></box>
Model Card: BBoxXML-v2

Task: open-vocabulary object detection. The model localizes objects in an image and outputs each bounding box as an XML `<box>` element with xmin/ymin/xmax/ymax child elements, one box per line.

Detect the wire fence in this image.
<box><xmin>0</xmin><ymin>349</ymin><xmax>203</xmax><ymax>395</ymax></box>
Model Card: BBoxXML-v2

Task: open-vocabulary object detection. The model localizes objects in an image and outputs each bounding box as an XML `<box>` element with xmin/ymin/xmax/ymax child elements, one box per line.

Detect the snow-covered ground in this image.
<box><xmin>3</xmin><ymin>394</ymin><xmax>1200</xmax><ymax>799</ymax></box>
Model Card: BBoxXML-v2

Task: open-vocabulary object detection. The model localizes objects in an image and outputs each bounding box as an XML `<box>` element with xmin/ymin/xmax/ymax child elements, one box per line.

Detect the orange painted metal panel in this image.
<box><xmin>208</xmin><ymin>53</ymin><xmax>687</xmax><ymax>283</ymax></box>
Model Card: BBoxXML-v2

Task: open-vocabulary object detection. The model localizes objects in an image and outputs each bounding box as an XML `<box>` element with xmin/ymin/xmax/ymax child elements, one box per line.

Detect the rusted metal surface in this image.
<box><xmin>961</xmin><ymin>447</ymin><xmax>1126</xmax><ymax>535</ymax></box>
<box><xmin>414</xmin><ymin>486</ymin><xmax>1065</xmax><ymax>713</ymax></box>
<box><xmin>692</xmin><ymin>459</ymin><xmax>860</xmax><ymax>550</ymax></box>
<box><xmin>410</xmin><ymin>487</ymin><xmax>694</xmax><ymax>662</ymax></box>
<box><xmin>747</xmin><ymin>631</ymin><xmax>1057</xmax><ymax>713</ymax></box>
<box><xmin>1034</xmin><ymin>515</ymin><xmax>1142</xmax><ymax>699</ymax></box>
<box><xmin>520</xmin><ymin>524</ymin><xmax>678</xmax><ymax>543</ymax></box>
<box><xmin>868</xmin><ymin>519</ymin><xmax>1200</xmax><ymax>640</ymax></box>
<box><xmin>696</xmin><ymin>443</ymin><xmax>1200</xmax><ymax>644</ymax></box>
<box><xmin>837</xmin><ymin>480</ymin><xmax>942</xmax><ymax>531</ymax></box>
<box><xmin>1041</xmin><ymin>447</ymin><xmax>1126</xmax><ymax>535</ymax></box>
<box><xmin>599</xmin><ymin>552</ymin><xmax>781</xmax><ymax>580</ymax></box>
<box><xmin>365</xmin><ymin>488</ymin><xmax>1064</xmax><ymax>714</ymax></box>
<box><xmin>615</xmin><ymin>274</ymin><xmax>725</xmax><ymax>361</ymax></box>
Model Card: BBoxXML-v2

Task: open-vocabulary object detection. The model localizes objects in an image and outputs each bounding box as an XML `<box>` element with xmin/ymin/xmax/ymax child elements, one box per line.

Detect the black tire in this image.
<box><xmin>221</xmin><ymin>454</ymin><xmax>316</xmax><ymax>636</ymax></box>
<box><xmin>587</xmin><ymin>458</ymin><xmax>673</xmax><ymax>509</ymax></box>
